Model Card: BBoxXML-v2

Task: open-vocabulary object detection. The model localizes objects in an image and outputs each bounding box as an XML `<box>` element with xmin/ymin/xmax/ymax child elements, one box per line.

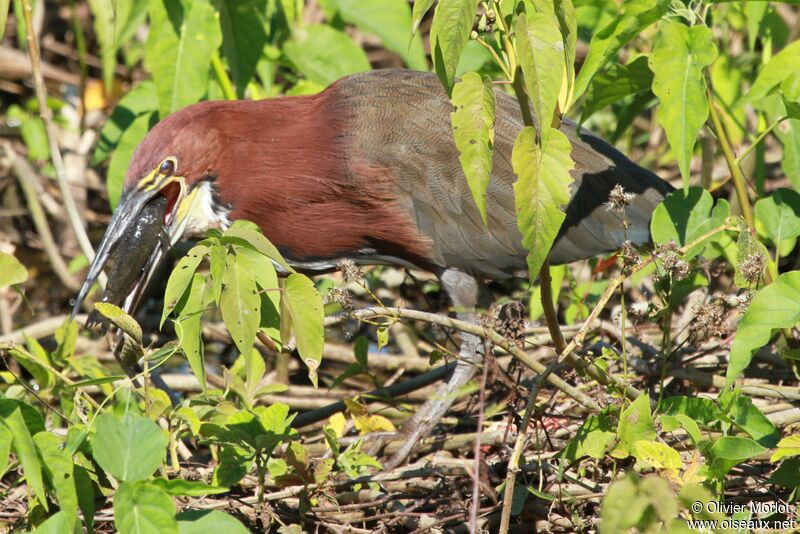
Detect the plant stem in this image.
<box><xmin>211</xmin><ymin>52</ymin><xmax>237</xmax><ymax>100</ymax></box>
<box><xmin>476</xmin><ymin>36</ymin><xmax>512</xmax><ymax>80</ymax></box>
<box><xmin>707</xmin><ymin>90</ymin><xmax>754</xmax><ymax>229</ymax></box>
<box><xmin>735</xmin><ymin>117</ymin><xmax>787</xmax><ymax>166</ymax></box>
<box><xmin>4</xmin><ymin>143</ymin><xmax>80</xmax><ymax>290</ymax></box>
<box><xmin>21</xmin><ymin>0</ymin><xmax>96</xmax><ymax>264</ymax></box>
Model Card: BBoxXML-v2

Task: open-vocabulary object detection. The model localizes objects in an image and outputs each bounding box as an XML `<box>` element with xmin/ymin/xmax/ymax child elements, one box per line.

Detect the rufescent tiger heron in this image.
<box><xmin>74</xmin><ymin>69</ymin><xmax>673</xmax><ymax>465</ymax></box>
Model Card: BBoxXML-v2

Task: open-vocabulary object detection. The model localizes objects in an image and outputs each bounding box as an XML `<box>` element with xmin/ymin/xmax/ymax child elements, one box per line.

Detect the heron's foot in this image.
<box><xmin>382</xmin><ymin>359</ymin><xmax>478</xmax><ymax>471</ymax></box>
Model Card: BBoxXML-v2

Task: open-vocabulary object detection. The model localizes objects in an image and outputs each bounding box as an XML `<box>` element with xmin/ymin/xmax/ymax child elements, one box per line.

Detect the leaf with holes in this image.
<box><xmin>174</xmin><ymin>274</ymin><xmax>208</xmax><ymax>392</ymax></box>
<box><xmin>451</xmin><ymin>73</ymin><xmax>495</xmax><ymax>225</ymax></box>
<box><xmin>162</xmin><ymin>244</ymin><xmax>210</xmax><ymax>327</ymax></box>
<box><xmin>220</xmin><ymin>253</ymin><xmax>260</xmax><ymax>357</ymax></box>
<box><xmin>283</xmin><ymin>274</ymin><xmax>324</xmax><ymax>386</ymax></box>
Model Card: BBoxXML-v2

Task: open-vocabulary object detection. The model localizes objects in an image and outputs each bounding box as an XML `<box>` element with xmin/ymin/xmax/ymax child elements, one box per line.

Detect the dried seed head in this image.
<box><xmin>606</xmin><ymin>184</ymin><xmax>636</xmax><ymax>212</ymax></box>
<box><xmin>493</xmin><ymin>301</ymin><xmax>527</xmax><ymax>348</ymax></box>
<box><xmin>337</xmin><ymin>259</ymin><xmax>363</xmax><ymax>283</ymax></box>
<box><xmin>325</xmin><ymin>286</ymin><xmax>353</xmax><ymax>311</ymax></box>
<box><xmin>738</xmin><ymin>251</ymin><xmax>766</xmax><ymax>286</ymax></box>
<box><xmin>689</xmin><ymin>299</ymin><xmax>729</xmax><ymax>343</ymax></box>
<box><xmin>621</xmin><ymin>241</ymin><xmax>640</xmax><ymax>275</ymax></box>
<box><xmin>656</xmin><ymin>243</ymin><xmax>690</xmax><ymax>281</ymax></box>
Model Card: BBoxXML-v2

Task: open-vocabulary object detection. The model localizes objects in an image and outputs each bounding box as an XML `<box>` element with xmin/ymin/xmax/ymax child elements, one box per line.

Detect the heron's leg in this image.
<box><xmin>384</xmin><ymin>269</ymin><xmax>490</xmax><ymax>469</ymax></box>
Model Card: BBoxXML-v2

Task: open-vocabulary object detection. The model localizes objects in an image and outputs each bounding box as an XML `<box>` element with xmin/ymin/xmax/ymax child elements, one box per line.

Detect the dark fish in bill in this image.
<box><xmin>85</xmin><ymin>194</ymin><xmax>169</xmax><ymax>331</ymax></box>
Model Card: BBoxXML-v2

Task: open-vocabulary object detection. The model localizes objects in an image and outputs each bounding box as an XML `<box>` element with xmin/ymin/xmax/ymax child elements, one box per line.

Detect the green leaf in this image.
<box><xmin>283</xmin><ymin>274</ymin><xmax>324</xmax><ymax>386</ymax></box>
<box><xmin>560</xmin><ymin>410</ymin><xmax>615</xmax><ymax>461</ymax></box>
<box><xmin>220</xmin><ymin>253</ymin><xmax>260</xmax><ymax>356</ymax></box>
<box><xmin>0</xmin><ymin>251</ymin><xmax>27</xmax><ymax>288</ymax></box>
<box><xmin>573</xmin><ymin>0</ymin><xmax>668</xmax><ymax>101</ymax></box>
<box><xmin>649</xmin><ymin>22</ymin><xmax>717</xmax><ymax>191</ymax></box>
<box><xmin>107</xmin><ymin>111</ymin><xmax>157</xmax><ymax>209</ymax></box>
<box><xmin>214</xmin><ymin>0</ymin><xmax>268</xmax><ymax>98</ymax></box>
<box><xmin>771</xmin><ymin>434</ymin><xmax>800</xmax><ymax>463</ymax></box>
<box><xmin>512</xmin><ymin>127</ymin><xmax>574</xmax><ymax>278</ymax></box>
<box><xmin>174</xmin><ymin>274</ymin><xmax>208</xmax><ymax>392</ymax></box>
<box><xmin>92</xmin><ymin>413</ymin><xmax>168</xmax><ymax>482</ymax></box>
<box><xmin>650</xmin><ymin>187</ymin><xmax>730</xmax><ymax>259</ymax></box>
<box><xmin>162</xmin><ymin>244</ymin><xmax>210</xmax><ymax>327</ymax></box>
<box><xmin>233</xmin><ymin>245</ymin><xmax>280</xmax><ymax>311</ymax></box>
<box><xmin>0</xmin><ymin>424</ymin><xmax>11</xmax><ymax>477</ymax></box>
<box><xmin>330</xmin><ymin>0</ymin><xmax>427</xmax><ymax>70</ymax></box>
<box><xmin>223</xmin><ymin>224</ymin><xmax>294</xmax><ymax>273</ymax></box>
<box><xmin>283</xmin><ymin>24</ymin><xmax>370</xmax><ymax>86</ymax></box>
<box><xmin>33</xmin><ymin>511</ymin><xmax>80</xmax><ymax>534</ymax></box>
<box><xmin>748</xmin><ymin>40</ymin><xmax>800</xmax><ymax>103</ymax></box>
<box><xmin>72</xmin><ymin>465</ymin><xmax>100</xmax><ymax>532</ymax></box>
<box><xmin>0</xmin><ymin>406</ymin><xmax>47</xmax><ymax>509</ymax></box>
<box><xmin>0</xmin><ymin>0</ymin><xmax>10</xmax><ymax>42</ymax></box>
<box><xmin>177</xmin><ymin>510</ymin><xmax>250</xmax><ymax>534</ymax></box>
<box><xmin>151</xmin><ymin>477</ymin><xmax>229</xmax><ymax>496</ymax></box>
<box><xmin>611</xmin><ymin>393</ymin><xmax>656</xmax><ymax>459</ymax></box>
<box><xmin>145</xmin><ymin>0</ymin><xmax>223</xmax><ymax>118</ymax></box>
<box><xmin>530</xmin><ymin>0</ymin><xmax>577</xmax><ymax>110</ymax></box>
<box><xmin>376</xmin><ymin>326</ymin><xmax>389</xmax><ymax>351</ymax></box>
<box><xmin>601</xmin><ymin>473</ymin><xmax>678</xmax><ymax>533</ymax></box>
<box><xmin>634</xmin><ymin>440</ymin><xmax>681</xmax><ymax>474</ymax></box>
<box><xmin>727</xmin><ymin>271</ymin><xmax>800</xmax><ymax>385</ymax></box>
<box><xmin>581</xmin><ymin>55</ymin><xmax>653</xmax><ymax>122</ymax></box>
<box><xmin>515</xmin><ymin>11</ymin><xmax>563</xmax><ymax>143</ymax></box>
<box><xmin>734</xmin><ymin>226</ymin><xmax>768</xmax><ymax>288</ymax></box>
<box><xmin>707</xmin><ymin>436</ymin><xmax>767</xmax><ymax>479</ymax></box>
<box><xmin>781</xmin><ymin>72</ymin><xmax>800</xmax><ymax>119</ymax></box>
<box><xmin>659</xmin><ymin>396</ymin><xmax>724</xmax><ymax>430</ymax></box>
<box><xmin>208</xmin><ymin>243</ymin><xmax>227</xmax><ymax>304</ymax></box>
<box><xmin>88</xmin><ymin>0</ymin><xmax>148</xmax><ymax>92</ymax></box>
<box><xmin>745</xmin><ymin>1</ymin><xmax>768</xmax><ymax>51</ymax></box>
<box><xmin>429</xmin><ymin>0</ymin><xmax>478</xmax><ymax>94</ymax></box>
<box><xmin>450</xmin><ymin>73</ymin><xmax>495</xmax><ymax>225</ymax></box>
<box><xmin>114</xmin><ymin>481</ymin><xmax>178</xmax><ymax>534</ymax></box>
<box><xmin>94</xmin><ymin>82</ymin><xmax>159</xmax><ymax>165</ymax></box>
<box><xmin>11</xmin><ymin>344</ymin><xmax>53</xmax><ymax>391</ymax></box>
<box><xmin>755</xmin><ymin>188</ymin><xmax>800</xmax><ymax>254</ymax></box>
<box><xmin>728</xmin><ymin>394</ymin><xmax>780</xmax><ymax>448</ymax></box>
<box><xmin>93</xmin><ymin>302</ymin><xmax>143</xmax><ymax>343</ymax></box>
<box><xmin>411</xmin><ymin>0</ymin><xmax>435</xmax><ymax>35</ymax></box>
<box><xmin>769</xmin><ymin>457</ymin><xmax>800</xmax><ymax>488</ymax></box>
<box><xmin>34</xmin><ymin>432</ymin><xmax>78</xmax><ymax>523</ymax></box>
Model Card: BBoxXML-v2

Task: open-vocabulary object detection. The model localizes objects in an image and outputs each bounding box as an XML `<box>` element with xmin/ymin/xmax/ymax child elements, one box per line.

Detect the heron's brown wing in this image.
<box><xmin>338</xmin><ymin>69</ymin><xmax>672</xmax><ymax>278</ymax></box>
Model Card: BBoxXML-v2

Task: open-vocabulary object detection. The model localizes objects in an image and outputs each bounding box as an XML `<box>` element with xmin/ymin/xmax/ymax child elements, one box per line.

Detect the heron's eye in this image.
<box><xmin>159</xmin><ymin>160</ymin><xmax>175</xmax><ymax>176</ymax></box>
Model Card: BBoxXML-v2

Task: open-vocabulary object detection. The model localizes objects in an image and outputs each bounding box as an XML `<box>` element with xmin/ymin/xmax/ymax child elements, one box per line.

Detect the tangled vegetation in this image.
<box><xmin>0</xmin><ymin>0</ymin><xmax>799</xmax><ymax>532</ymax></box>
